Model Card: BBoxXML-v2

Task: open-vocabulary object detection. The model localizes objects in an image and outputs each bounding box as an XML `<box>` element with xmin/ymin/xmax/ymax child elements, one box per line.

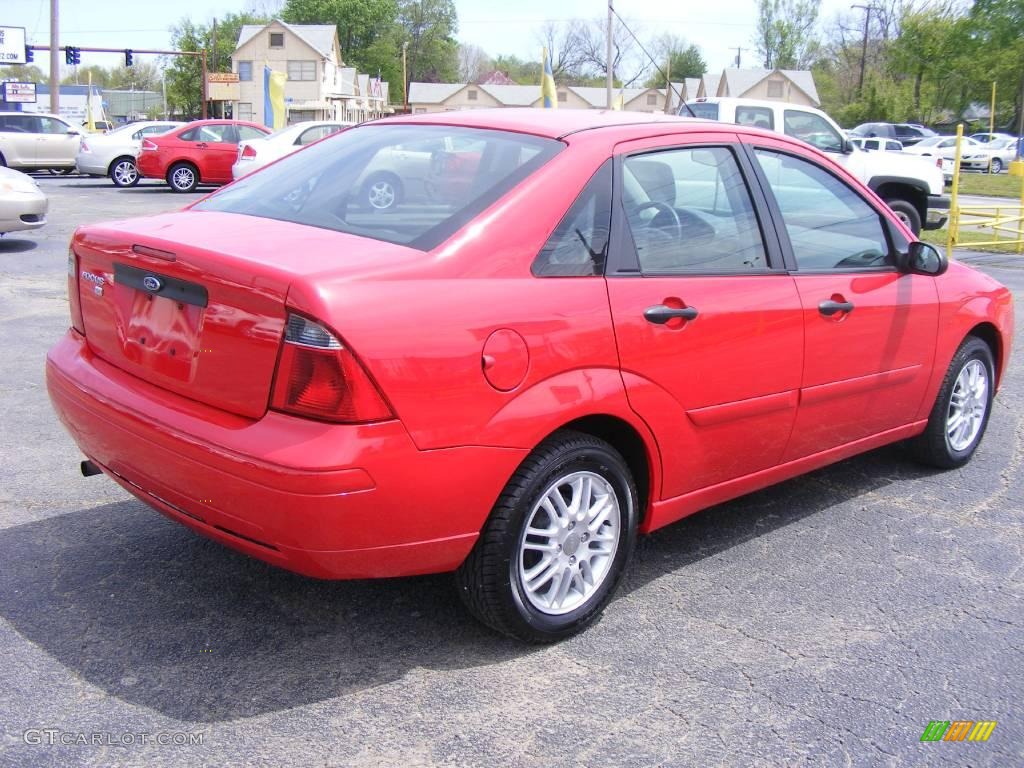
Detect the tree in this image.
<box><xmin>108</xmin><ymin>62</ymin><xmax>163</xmax><ymax>92</ymax></box>
<box><xmin>458</xmin><ymin>44</ymin><xmax>492</xmax><ymax>83</ymax></box>
<box><xmin>644</xmin><ymin>34</ymin><xmax>706</xmax><ymax>88</ymax></box>
<box><xmin>282</xmin><ymin>0</ymin><xmax>397</xmax><ymax>67</ymax></box>
<box><xmin>492</xmin><ymin>54</ymin><xmax>542</xmax><ymax>85</ymax></box>
<box><xmin>0</xmin><ymin>65</ymin><xmax>47</xmax><ymax>82</ymax></box>
<box><xmin>398</xmin><ymin>0</ymin><xmax>459</xmax><ymax>83</ymax></box>
<box><xmin>755</xmin><ymin>0</ymin><xmax>821</xmax><ymax>69</ymax></box>
<box><xmin>62</xmin><ymin>65</ymin><xmax>110</xmax><ymax>87</ymax></box>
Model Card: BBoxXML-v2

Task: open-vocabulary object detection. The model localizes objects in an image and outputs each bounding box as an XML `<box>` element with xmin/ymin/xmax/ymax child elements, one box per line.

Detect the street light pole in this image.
<box><xmin>49</xmin><ymin>0</ymin><xmax>59</xmax><ymax>114</ymax></box>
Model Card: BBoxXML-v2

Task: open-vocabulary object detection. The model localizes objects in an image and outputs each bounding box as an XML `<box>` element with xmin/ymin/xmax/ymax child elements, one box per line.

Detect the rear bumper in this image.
<box><xmin>75</xmin><ymin>155</ymin><xmax>109</xmax><ymax>175</ymax></box>
<box><xmin>136</xmin><ymin>152</ymin><xmax>166</xmax><ymax>180</ymax></box>
<box><xmin>46</xmin><ymin>330</ymin><xmax>526</xmax><ymax>579</ymax></box>
<box><xmin>924</xmin><ymin>194</ymin><xmax>950</xmax><ymax>230</ymax></box>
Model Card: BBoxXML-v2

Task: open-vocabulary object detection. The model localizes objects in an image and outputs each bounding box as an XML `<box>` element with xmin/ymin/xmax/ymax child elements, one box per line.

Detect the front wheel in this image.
<box><xmin>910</xmin><ymin>336</ymin><xmax>995</xmax><ymax>468</ymax></box>
<box><xmin>167</xmin><ymin>162</ymin><xmax>198</xmax><ymax>193</ymax></box>
<box><xmin>456</xmin><ymin>430</ymin><xmax>639</xmax><ymax>642</ymax></box>
<box><xmin>989</xmin><ymin>158</ymin><xmax>1003</xmax><ymax>174</ymax></box>
<box><xmin>884</xmin><ymin>198</ymin><xmax>922</xmax><ymax>235</ymax></box>
<box><xmin>110</xmin><ymin>157</ymin><xmax>140</xmax><ymax>187</ymax></box>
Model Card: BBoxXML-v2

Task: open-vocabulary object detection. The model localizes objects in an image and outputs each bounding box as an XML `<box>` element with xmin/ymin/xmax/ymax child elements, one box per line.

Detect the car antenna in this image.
<box><xmin>609</xmin><ymin>6</ymin><xmax>697</xmax><ymax>118</ymax></box>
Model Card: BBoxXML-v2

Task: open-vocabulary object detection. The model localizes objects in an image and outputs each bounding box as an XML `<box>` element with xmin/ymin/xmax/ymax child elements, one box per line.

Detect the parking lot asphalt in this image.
<box><xmin>0</xmin><ymin>176</ymin><xmax>1021</xmax><ymax>767</ymax></box>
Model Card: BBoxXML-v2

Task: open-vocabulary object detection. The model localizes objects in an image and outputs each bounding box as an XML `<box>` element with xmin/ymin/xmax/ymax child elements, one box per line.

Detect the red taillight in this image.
<box><xmin>141</xmin><ymin>139</ymin><xmax>158</xmax><ymax>152</ymax></box>
<box><xmin>241</xmin><ymin>144</ymin><xmax>257</xmax><ymax>159</ymax></box>
<box><xmin>270</xmin><ymin>313</ymin><xmax>392</xmax><ymax>423</ymax></box>
<box><xmin>67</xmin><ymin>248</ymin><xmax>85</xmax><ymax>335</ymax></box>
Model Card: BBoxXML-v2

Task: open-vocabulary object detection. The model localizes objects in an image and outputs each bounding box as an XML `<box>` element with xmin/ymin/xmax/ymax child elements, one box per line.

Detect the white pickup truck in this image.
<box><xmin>681</xmin><ymin>97</ymin><xmax>949</xmax><ymax>234</ymax></box>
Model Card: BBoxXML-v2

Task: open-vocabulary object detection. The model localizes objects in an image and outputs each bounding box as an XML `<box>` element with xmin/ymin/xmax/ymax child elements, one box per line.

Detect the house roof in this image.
<box><xmin>236</xmin><ymin>21</ymin><xmax>339</xmax><ymax>60</ymax></box>
<box><xmin>700</xmin><ymin>73</ymin><xmax>721</xmax><ymax>97</ymax></box>
<box><xmin>408</xmin><ymin>82</ymin><xmax>465</xmax><ymax>103</ymax></box>
<box><xmin>480</xmin><ymin>84</ymin><xmax>540</xmax><ymax>106</ymax></box>
<box><xmin>684</xmin><ymin>78</ymin><xmax>701</xmax><ymax>100</ymax></box>
<box><xmin>718</xmin><ymin>68</ymin><xmax>820</xmax><ymax>105</ymax></box>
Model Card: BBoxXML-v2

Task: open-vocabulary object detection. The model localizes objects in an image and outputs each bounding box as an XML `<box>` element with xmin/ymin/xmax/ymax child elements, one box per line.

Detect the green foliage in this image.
<box><xmin>644</xmin><ymin>37</ymin><xmax>706</xmax><ymax>88</ymax></box>
<box><xmin>399</xmin><ymin>0</ymin><xmax>458</xmax><ymax>83</ymax></box>
<box><xmin>755</xmin><ymin>0</ymin><xmax>821</xmax><ymax>69</ymax></box>
<box><xmin>0</xmin><ymin>65</ymin><xmax>46</xmax><ymax>82</ymax></box>
<box><xmin>283</xmin><ymin>0</ymin><xmax>397</xmax><ymax>65</ymax></box>
<box><xmin>62</xmin><ymin>65</ymin><xmax>110</xmax><ymax>87</ymax></box>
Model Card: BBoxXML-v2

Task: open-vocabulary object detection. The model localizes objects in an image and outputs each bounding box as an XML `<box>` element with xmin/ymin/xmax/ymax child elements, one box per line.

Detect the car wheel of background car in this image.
<box><xmin>47</xmin><ymin>168</ymin><xmax>74</xmax><ymax>176</ymax></box>
<box><xmin>167</xmin><ymin>162</ymin><xmax>199</xmax><ymax>193</ymax></box>
<box><xmin>0</xmin><ymin>152</ymin><xmax>6</xmax><ymax>167</ymax></box>
<box><xmin>110</xmin><ymin>157</ymin><xmax>140</xmax><ymax>187</ymax></box>
<box><xmin>989</xmin><ymin>158</ymin><xmax>1003</xmax><ymax>174</ymax></box>
<box><xmin>884</xmin><ymin>198</ymin><xmax>922</xmax><ymax>235</ymax></box>
<box><xmin>455</xmin><ymin>429</ymin><xmax>638</xmax><ymax>643</ymax></box>
<box><xmin>910</xmin><ymin>336</ymin><xmax>995</xmax><ymax>469</ymax></box>
<box><xmin>363</xmin><ymin>173</ymin><xmax>402</xmax><ymax>211</ymax></box>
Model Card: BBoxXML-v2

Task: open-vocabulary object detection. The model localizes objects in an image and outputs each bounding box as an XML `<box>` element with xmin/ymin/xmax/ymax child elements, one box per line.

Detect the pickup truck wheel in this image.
<box><xmin>884</xmin><ymin>198</ymin><xmax>922</xmax><ymax>235</ymax></box>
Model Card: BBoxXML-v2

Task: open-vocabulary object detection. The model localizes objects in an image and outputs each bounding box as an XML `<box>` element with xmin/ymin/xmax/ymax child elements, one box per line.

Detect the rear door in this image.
<box><xmin>745</xmin><ymin>137</ymin><xmax>938</xmax><ymax>461</ymax></box>
<box><xmin>0</xmin><ymin>114</ymin><xmax>39</xmax><ymax>166</ymax></box>
<box><xmin>605</xmin><ymin>133</ymin><xmax>804</xmax><ymax>500</ymax></box>
<box><xmin>195</xmin><ymin>123</ymin><xmax>240</xmax><ymax>182</ymax></box>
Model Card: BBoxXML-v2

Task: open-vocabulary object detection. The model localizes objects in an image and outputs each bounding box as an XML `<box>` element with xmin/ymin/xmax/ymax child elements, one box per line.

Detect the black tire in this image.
<box><xmin>167</xmin><ymin>162</ymin><xmax>199</xmax><ymax>193</ymax></box>
<box><xmin>109</xmin><ymin>156</ymin><xmax>140</xmax><ymax>187</ymax></box>
<box><xmin>884</xmin><ymin>198</ymin><xmax>922</xmax><ymax>235</ymax></box>
<box><xmin>0</xmin><ymin>152</ymin><xmax>6</xmax><ymax>167</ymax></box>
<box><xmin>455</xmin><ymin>430</ymin><xmax>639</xmax><ymax>643</ymax></box>
<box><xmin>362</xmin><ymin>173</ymin><xmax>402</xmax><ymax>211</ymax></box>
<box><xmin>909</xmin><ymin>336</ymin><xmax>995</xmax><ymax>469</ymax></box>
<box><xmin>990</xmin><ymin>158</ymin><xmax>1003</xmax><ymax>174</ymax></box>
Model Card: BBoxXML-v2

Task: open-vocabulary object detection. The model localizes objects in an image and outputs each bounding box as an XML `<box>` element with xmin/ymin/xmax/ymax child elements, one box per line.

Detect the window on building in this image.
<box><xmin>288</xmin><ymin>110</ymin><xmax>316</xmax><ymax>123</ymax></box>
<box><xmin>237</xmin><ymin>61</ymin><xmax>253</xmax><ymax>82</ymax></box>
<box><xmin>269</xmin><ymin>32</ymin><xmax>284</xmax><ymax>48</ymax></box>
<box><xmin>414</xmin><ymin>108</ymin><xmax>427</xmax><ymax>114</ymax></box>
<box><xmin>467</xmin><ymin>89</ymin><xmax>478</xmax><ymax>101</ymax></box>
<box><xmin>237</xmin><ymin>102</ymin><xmax>253</xmax><ymax>121</ymax></box>
<box><xmin>287</xmin><ymin>60</ymin><xmax>317</xmax><ymax>81</ymax></box>
<box><xmin>646</xmin><ymin>93</ymin><xmax>658</xmax><ymax>106</ymax></box>
<box><xmin>766</xmin><ymin>80</ymin><xmax>784</xmax><ymax>98</ymax></box>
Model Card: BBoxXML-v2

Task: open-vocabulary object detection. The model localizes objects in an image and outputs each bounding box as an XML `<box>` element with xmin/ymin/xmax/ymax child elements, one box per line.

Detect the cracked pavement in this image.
<box><xmin>0</xmin><ymin>177</ymin><xmax>1021</xmax><ymax>767</ymax></box>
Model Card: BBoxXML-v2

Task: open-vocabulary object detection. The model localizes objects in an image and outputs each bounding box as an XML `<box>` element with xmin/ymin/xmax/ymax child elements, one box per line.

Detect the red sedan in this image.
<box><xmin>49</xmin><ymin>110</ymin><xmax>1013</xmax><ymax>642</ymax></box>
<box><xmin>136</xmin><ymin>119</ymin><xmax>270</xmax><ymax>192</ymax></box>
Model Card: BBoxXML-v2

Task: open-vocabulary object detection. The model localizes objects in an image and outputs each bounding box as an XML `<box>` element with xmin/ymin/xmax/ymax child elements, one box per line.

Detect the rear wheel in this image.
<box><xmin>990</xmin><ymin>158</ymin><xmax>1003</xmax><ymax>174</ymax></box>
<box><xmin>884</xmin><ymin>198</ymin><xmax>922</xmax><ymax>235</ymax></box>
<box><xmin>167</xmin><ymin>162</ymin><xmax>198</xmax><ymax>193</ymax></box>
<box><xmin>456</xmin><ymin>430</ymin><xmax>638</xmax><ymax>642</ymax></box>
<box><xmin>110</xmin><ymin>156</ymin><xmax>140</xmax><ymax>187</ymax></box>
<box><xmin>362</xmin><ymin>173</ymin><xmax>401</xmax><ymax>211</ymax></box>
<box><xmin>910</xmin><ymin>336</ymin><xmax>995</xmax><ymax>468</ymax></box>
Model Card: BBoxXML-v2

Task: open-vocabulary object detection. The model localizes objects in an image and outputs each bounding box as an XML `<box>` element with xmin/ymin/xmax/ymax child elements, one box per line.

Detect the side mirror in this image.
<box><xmin>903</xmin><ymin>241</ymin><xmax>948</xmax><ymax>276</ymax></box>
<box><xmin>841</xmin><ymin>138</ymin><xmax>855</xmax><ymax>154</ymax></box>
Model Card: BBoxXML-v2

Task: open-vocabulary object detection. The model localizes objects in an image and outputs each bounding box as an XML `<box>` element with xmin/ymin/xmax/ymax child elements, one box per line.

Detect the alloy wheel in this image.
<box><xmin>113</xmin><ymin>160</ymin><xmax>138</xmax><ymax>186</ymax></box>
<box><xmin>946</xmin><ymin>359</ymin><xmax>989</xmax><ymax>452</ymax></box>
<box><xmin>367</xmin><ymin>180</ymin><xmax>396</xmax><ymax>210</ymax></box>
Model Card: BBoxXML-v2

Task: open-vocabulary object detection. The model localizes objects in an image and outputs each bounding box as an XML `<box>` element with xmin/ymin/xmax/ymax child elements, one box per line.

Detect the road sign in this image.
<box><xmin>0</xmin><ymin>26</ymin><xmax>28</xmax><ymax>64</ymax></box>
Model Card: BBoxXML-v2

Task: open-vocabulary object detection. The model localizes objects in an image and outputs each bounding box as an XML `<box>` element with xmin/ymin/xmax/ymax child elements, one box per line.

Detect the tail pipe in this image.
<box><xmin>80</xmin><ymin>459</ymin><xmax>103</xmax><ymax>477</ymax></box>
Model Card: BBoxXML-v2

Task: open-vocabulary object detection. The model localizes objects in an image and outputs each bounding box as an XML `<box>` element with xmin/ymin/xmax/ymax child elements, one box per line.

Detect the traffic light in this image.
<box><xmin>65</xmin><ymin>46</ymin><xmax>81</xmax><ymax>65</ymax></box>
<box><xmin>25</xmin><ymin>46</ymin><xmax>34</xmax><ymax>63</ymax></box>
<box><xmin>124</xmin><ymin>49</ymin><xmax>133</xmax><ymax>67</ymax></box>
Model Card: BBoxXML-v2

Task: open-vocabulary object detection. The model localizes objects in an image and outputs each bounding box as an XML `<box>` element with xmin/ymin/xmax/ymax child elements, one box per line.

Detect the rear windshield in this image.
<box><xmin>193</xmin><ymin>124</ymin><xmax>563</xmax><ymax>250</ymax></box>
<box><xmin>683</xmin><ymin>102</ymin><xmax>719</xmax><ymax>120</ymax></box>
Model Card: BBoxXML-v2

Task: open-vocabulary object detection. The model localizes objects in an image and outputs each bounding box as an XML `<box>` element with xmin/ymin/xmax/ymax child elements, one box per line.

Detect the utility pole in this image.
<box><xmin>211</xmin><ymin>17</ymin><xmax>218</xmax><ymax>118</ymax></box>
<box><xmin>606</xmin><ymin>1</ymin><xmax>613</xmax><ymax>109</ymax></box>
<box><xmin>402</xmin><ymin>41</ymin><xmax>409</xmax><ymax>112</ymax></box>
<box><xmin>49</xmin><ymin>0</ymin><xmax>59</xmax><ymax>114</ymax></box>
<box><xmin>734</xmin><ymin>46</ymin><xmax>745</xmax><ymax>68</ymax></box>
<box><xmin>853</xmin><ymin>4</ymin><xmax>872</xmax><ymax>94</ymax></box>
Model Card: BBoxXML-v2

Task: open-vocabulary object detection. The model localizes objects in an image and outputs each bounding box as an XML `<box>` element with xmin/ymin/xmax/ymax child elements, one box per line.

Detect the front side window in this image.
<box><xmin>237</xmin><ymin>61</ymin><xmax>253</xmax><ymax>81</ymax></box>
<box><xmin>533</xmin><ymin>160</ymin><xmax>612</xmax><ymax>277</ymax></box>
<box><xmin>193</xmin><ymin>125</ymin><xmax>562</xmax><ymax>250</ymax></box>
<box><xmin>783</xmin><ymin>110</ymin><xmax>843</xmax><ymax>153</ymax></box>
<box><xmin>287</xmin><ymin>61</ymin><xmax>317</xmax><ymax>81</ymax></box>
<box><xmin>38</xmin><ymin>116</ymin><xmax>71</xmax><ymax>134</ymax></box>
<box><xmin>754</xmin><ymin>149</ymin><xmax>891</xmax><ymax>271</ymax></box>
<box><xmin>622</xmin><ymin>146</ymin><xmax>767</xmax><ymax>274</ymax></box>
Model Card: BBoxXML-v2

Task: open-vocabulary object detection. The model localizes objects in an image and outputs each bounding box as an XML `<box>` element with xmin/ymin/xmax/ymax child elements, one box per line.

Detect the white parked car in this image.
<box><xmin>969</xmin><ymin>132</ymin><xmax>1015</xmax><ymax>144</ymax></box>
<box><xmin>0</xmin><ymin>166</ymin><xmax>47</xmax><ymax>235</ymax></box>
<box><xmin>0</xmin><ymin>112</ymin><xmax>81</xmax><ymax>172</ymax></box>
<box><xmin>903</xmin><ymin>136</ymin><xmax>991</xmax><ymax>171</ymax></box>
<box><xmin>231</xmin><ymin>121</ymin><xmax>352</xmax><ymax>179</ymax></box>
<box><xmin>849</xmin><ymin>137</ymin><xmax>904</xmax><ymax>152</ymax></box>
<box><xmin>979</xmin><ymin>137</ymin><xmax>1022</xmax><ymax>174</ymax></box>
<box><xmin>75</xmin><ymin>121</ymin><xmax>185</xmax><ymax>186</ymax></box>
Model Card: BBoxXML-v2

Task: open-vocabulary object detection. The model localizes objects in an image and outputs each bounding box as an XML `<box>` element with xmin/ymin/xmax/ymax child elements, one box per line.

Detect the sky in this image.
<box><xmin>4</xmin><ymin>0</ymin><xmax>853</xmax><ymax>76</ymax></box>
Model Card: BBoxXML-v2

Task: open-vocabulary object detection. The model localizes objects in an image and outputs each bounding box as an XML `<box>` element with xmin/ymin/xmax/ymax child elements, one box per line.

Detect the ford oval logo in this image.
<box><xmin>142</xmin><ymin>275</ymin><xmax>163</xmax><ymax>292</ymax></box>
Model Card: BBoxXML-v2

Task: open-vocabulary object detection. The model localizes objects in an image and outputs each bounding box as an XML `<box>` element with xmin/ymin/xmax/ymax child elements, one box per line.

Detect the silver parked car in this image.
<box><xmin>0</xmin><ymin>112</ymin><xmax>81</xmax><ymax>172</ymax></box>
<box><xmin>0</xmin><ymin>166</ymin><xmax>47</xmax><ymax>235</ymax></box>
<box><xmin>75</xmin><ymin>121</ymin><xmax>185</xmax><ymax>186</ymax></box>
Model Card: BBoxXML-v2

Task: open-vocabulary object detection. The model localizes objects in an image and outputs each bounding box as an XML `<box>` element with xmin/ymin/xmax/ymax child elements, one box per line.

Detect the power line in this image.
<box><xmin>609</xmin><ymin>6</ymin><xmax>696</xmax><ymax>117</ymax></box>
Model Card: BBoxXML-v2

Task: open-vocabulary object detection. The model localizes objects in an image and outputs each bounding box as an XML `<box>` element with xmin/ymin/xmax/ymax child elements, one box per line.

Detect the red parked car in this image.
<box><xmin>136</xmin><ymin>119</ymin><xmax>270</xmax><ymax>192</ymax></box>
<box><xmin>49</xmin><ymin>110</ymin><xmax>1013</xmax><ymax>642</ymax></box>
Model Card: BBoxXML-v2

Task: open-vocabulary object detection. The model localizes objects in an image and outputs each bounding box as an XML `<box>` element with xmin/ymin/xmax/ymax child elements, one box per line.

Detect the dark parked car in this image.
<box><xmin>850</xmin><ymin>122</ymin><xmax>937</xmax><ymax>146</ymax></box>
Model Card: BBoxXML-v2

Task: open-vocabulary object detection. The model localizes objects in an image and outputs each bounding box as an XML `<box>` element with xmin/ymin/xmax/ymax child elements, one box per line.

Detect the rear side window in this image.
<box><xmin>194</xmin><ymin>125</ymin><xmax>562</xmax><ymax>251</ymax></box>
<box><xmin>297</xmin><ymin>125</ymin><xmax>343</xmax><ymax>145</ymax></box>
<box><xmin>736</xmin><ymin>106</ymin><xmax>774</xmax><ymax>130</ymax></box>
<box><xmin>684</xmin><ymin>102</ymin><xmax>719</xmax><ymax>120</ymax></box>
<box><xmin>622</xmin><ymin>146</ymin><xmax>767</xmax><ymax>274</ymax></box>
<box><xmin>533</xmin><ymin>160</ymin><xmax>612</xmax><ymax>277</ymax></box>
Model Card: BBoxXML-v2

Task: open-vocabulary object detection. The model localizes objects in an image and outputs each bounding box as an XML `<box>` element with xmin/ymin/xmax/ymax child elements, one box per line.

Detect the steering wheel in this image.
<box><xmin>632</xmin><ymin>201</ymin><xmax>682</xmax><ymax>241</ymax></box>
<box><xmin>834</xmin><ymin>249</ymin><xmax>888</xmax><ymax>269</ymax></box>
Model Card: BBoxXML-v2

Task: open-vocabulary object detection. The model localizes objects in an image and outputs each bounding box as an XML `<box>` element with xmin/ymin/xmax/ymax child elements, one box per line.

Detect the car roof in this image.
<box><xmin>370</xmin><ymin>108</ymin><xmax>707</xmax><ymax>140</ymax></box>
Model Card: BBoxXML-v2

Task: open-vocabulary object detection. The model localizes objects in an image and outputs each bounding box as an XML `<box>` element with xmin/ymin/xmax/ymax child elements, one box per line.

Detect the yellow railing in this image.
<box><xmin>946</xmin><ymin>123</ymin><xmax>1024</xmax><ymax>258</ymax></box>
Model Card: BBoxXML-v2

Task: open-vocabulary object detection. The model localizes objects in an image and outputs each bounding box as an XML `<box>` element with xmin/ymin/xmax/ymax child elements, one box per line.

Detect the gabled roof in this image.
<box><xmin>236</xmin><ymin>20</ymin><xmax>339</xmax><ymax>60</ymax></box>
<box><xmin>480</xmin><ymin>84</ymin><xmax>540</xmax><ymax>106</ymax></box>
<box><xmin>684</xmin><ymin>78</ymin><xmax>701</xmax><ymax>100</ymax></box>
<box><xmin>408</xmin><ymin>82</ymin><xmax>465</xmax><ymax>103</ymax></box>
<box><xmin>700</xmin><ymin>73</ymin><xmax>721</xmax><ymax>98</ymax></box>
<box><xmin>718</xmin><ymin>68</ymin><xmax>819</xmax><ymax>106</ymax></box>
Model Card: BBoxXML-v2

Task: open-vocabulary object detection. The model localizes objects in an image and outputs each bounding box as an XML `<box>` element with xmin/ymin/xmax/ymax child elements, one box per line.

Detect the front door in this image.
<box><xmin>35</xmin><ymin>115</ymin><xmax>79</xmax><ymax>165</ymax></box>
<box><xmin>747</xmin><ymin>142</ymin><xmax>939</xmax><ymax>461</ymax></box>
<box><xmin>606</xmin><ymin>138</ymin><xmax>804</xmax><ymax>501</ymax></box>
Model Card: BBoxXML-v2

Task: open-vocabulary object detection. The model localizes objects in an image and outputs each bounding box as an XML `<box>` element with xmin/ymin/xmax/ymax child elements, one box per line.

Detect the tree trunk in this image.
<box><xmin>913</xmin><ymin>69</ymin><xmax>922</xmax><ymax>117</ymax></box>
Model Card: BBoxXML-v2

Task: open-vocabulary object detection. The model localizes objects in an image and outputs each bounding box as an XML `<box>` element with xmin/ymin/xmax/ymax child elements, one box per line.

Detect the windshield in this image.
<box><xmin>193</xmin><ymin>124</ymin><xmax>563</xmax><ymax>250</ymax></box>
